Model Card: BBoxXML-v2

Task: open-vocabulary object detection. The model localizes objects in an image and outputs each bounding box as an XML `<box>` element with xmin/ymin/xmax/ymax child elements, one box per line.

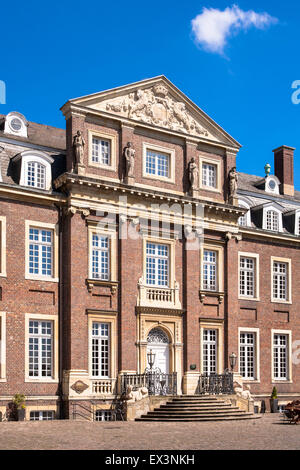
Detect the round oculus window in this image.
<box><xmin>10</xmin><ymin>118</ymin><xmax>22</xmax><ymax>132</ymax></box>
<box><xmin>268</xmin><ymin>180</ymin><xmax>276</xmax><ymax>191</ymax></box>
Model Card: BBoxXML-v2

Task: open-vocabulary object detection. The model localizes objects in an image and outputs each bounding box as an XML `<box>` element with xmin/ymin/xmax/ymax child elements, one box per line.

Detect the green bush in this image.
<box><xmin>12</xmin><ymin>394</ymin><xmax>26</xmax><ymax>410</ymax></box>
<box><xmin>271</xmin><ymin>387</ymin><xmax>278</xmax><ymax>399</ymax></box>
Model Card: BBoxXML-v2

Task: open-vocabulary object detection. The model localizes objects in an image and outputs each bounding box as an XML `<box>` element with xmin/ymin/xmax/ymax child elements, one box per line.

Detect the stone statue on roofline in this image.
<box><xmin>228</xmin><ymin>167</ymin><xmax>238</xmax><ymax>203</ymax></box>
<box><xmin>124</xmin><ymin>142</ymin><xmax>135</xmax><ymax>181</ymax></box>
<box><xmin>73</xmin><ymin>130</ymin><xmax>85</xmax><ymax>168</ymax></box>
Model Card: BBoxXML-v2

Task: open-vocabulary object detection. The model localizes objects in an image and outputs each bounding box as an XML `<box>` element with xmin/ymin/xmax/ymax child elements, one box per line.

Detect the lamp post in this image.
<box><xmin>147</xmin><ymin>349</ymin><xmax>156</xmax><ymax>371</ymax></box>
<box><xmin>229</xmin><ymin>352</ymin><xmax>237</xmax><ymax>372</ymax></box>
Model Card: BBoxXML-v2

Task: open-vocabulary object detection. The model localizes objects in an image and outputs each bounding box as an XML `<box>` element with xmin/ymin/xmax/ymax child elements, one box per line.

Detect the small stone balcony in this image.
<box><xmin>137</xmin><ymin>278</ymin><xmax>181</xmax><ymax>309</ymax></box>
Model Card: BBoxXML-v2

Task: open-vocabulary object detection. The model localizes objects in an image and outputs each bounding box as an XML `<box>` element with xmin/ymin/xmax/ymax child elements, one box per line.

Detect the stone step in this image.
<box><xmin>144</xmin><ymin>410</ymin><xmax>248</xmax><ymax>417</ymax></box>
<box><xmin>136</xmin><ymin>414</ymin><xmax>261</xmax><ymax>422</ymax></box>
<box><xmin>155</xmin><ymin>406</ymin><xmax>240</xmax><ymax>412</ymax></box>
<box><xmin>166</xmin><ymin>401</ymin><xmax>228</xmax><ymax>406</ymax></box>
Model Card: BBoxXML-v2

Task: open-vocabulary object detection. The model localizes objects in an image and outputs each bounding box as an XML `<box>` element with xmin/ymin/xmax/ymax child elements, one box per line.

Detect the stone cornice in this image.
<box><xmin>240</xmin><ymin>227</ymin><xmax>300</xmax><ymax>245</ymax></box>
<box><xmin>135</xmin><ymin>306</ymin><xmax>185</xmax><ymax>316</ymax></box>
<box><xmin>54</xmin><ymin>172</ymin><xmax>244</xmax><ymax>218</ymax></box>
<box><xmin>0</xmin><ymin>182</ymin><xmax>67</xmax><ymax>206</ymax></box>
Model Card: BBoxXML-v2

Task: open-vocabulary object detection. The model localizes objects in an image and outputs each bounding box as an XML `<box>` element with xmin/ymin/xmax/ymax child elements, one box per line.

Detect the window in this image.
<box><xmin>92</xmin><ymin>234</ymin><xmax>110</xmax><ymax>280</ymax></box>
<box><xmin>266</xmin><ymin>210</ymin><xmax>279</xmax><ymax>231</ymax></box>
<box><xmin>30</xmin><ymin>411</ymin><xmax>54</xmax><ymax>421</ymax></box>
<box><xmin>203</xmin><ymin>329</ymin><xmax>217</xmax><ymax>374</ymax></box>
<box><xmin>0</xmin><ymin>216</ymin><xmax>6</xmax><ymax>278</ymax></box>
<box><xmin>27</xmin><ymin>162</ymin><xmax>46</xmax><ymax>189</ymax></box>
<box><xmin>92</xmin><ymin>137</ymin><xmax>111</xmax><ymax>166</ymax></box>
<box><xmin>92</xmin><ymin>322</ymin><xmax>110</xmax><ymax>378</ymax></box>
<box><xmin>202</xmin><ymin>163</ymin><xmax>216</xmax><ymax>188</ymax></box>
<box><xmin>273</xmin><ymin>261</ymin><xmax>287</xmax><ymax>301</ymax></box>
<box><xmin>202</xmin><ymin>250</ymin><xmax>217</xmax><ymax>291</ymax></box>
<box><xmin>95</xmin><ymin>410</ymin><xmax>112</xmax><ymax>421</ymax></box>
<box><xmin>146</xmin><ymin>242</ymin><xmax>169</xmax><ymax>287</ymax></box>
<box><xmin>29</xmin><ymin>227</ymin><xmax>53</xmax><ymax>277</ymax></box>
<box><xmin>145</xmin><ymin>149</ymin><xmax>170</xmax><ymax>178</ymax></box>
<box><xmin>273</xmin><ymin>334</ymin><xmax>288</xmax><ymax>380</ymax></box>
<box><xmin>4</xmin><ymin>112</ymin><xmax>28</xmax><ymax>138</ymax></box>
<box><xmin>238</xmin><ymin>200</ymin><xmax>251</xmax><ymax>227</ymax></box>
<box><xmin>240</xmin><ymin>333</ymin><xmax>255</xmax><ymax>379</ymax></box>
<box><xmin>240</xmin><ymin>257</ymin><xmax>255</xmax><ymax>297</ymax></box>
<box><xmin>28</xmin><ymin>320</ymin><xmax>53</xmax><ymax>378</ymax></box>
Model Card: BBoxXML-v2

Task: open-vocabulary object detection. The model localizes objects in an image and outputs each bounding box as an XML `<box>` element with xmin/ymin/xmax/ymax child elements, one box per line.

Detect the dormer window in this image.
<box><xmin>11</xmin><ymin>150</ymin><xmax>54</xmax><ymax>190</ymax></box>
<box><xmin>261</xmin><ymin>204</ymin><xmax>284</xmax><ymax>232</ymax></box>
<box><xmin>238</xmin><ymin>198</ymin><xmax>251</xmax><ymax>227</ymax></box>
<box><xmin>27</xmin><ymin>162</ymin><xmax>46</xmax><ymax>189</ymax></box>
<box><xmin>266</xmin><ymin>210</ymin><xmax>279</xmax><ymax>231</ymax></box>
<box><xmin>4</xmin><ymin>112</ymin><xmax>28</xmax><ymax>138</ymax></box>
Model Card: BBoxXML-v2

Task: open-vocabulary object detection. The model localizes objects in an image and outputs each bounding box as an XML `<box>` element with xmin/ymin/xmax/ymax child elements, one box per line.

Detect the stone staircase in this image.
<box><xmin>136</xmin><ymin>396</ymin><xmax>261</xmax><ymax>422</ymax></box>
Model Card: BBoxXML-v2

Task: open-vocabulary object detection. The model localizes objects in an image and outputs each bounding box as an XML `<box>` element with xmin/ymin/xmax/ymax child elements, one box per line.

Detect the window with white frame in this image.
<box><xmin>202</xmin><ymin>163</ymin><xmax>217</xmax><ymax>189</ymax></box>
<box><xmin>30</xmin><ymin>411</ymin><xmax>54</xmax><ymax>421</ymax></box>
<box><xmin>95</xmin><ymin>410</ymin><xmax>112</xmax><ymax>421</ymax></box>
<box><xmin>28</xmin><ymin>320</ymin><xmax>53</xmax><ymax>378</ymax></box>
<box><xmin>266</xmin><ymin>210</ymin><xmax>280</xmax><ymax>231</ymax></box>
<box><xmin>273</xmin><ymin>334</ymin><xmax>288</xmax><ymax>380</ymax></box>
<box><xmin>203</xmin><ymin>250</ymin><xmax>217</xmax><ymax>291</ymax></box>
<box><xmin>92</xmin><ymin>137</ymin><xmax>111</xmax><ymax>166</ymax></box>
<box><xmin>146</xmin><ymin>242</ymin><xmax>169</xmax><ymax>287</ymax></box>
<box><xmin>239</xmin><ymin>257</ymin><xmax>255</xmax><ymax>298</ymax></box>
<box><xmin>238</xmin><ymin>201</ymin><xmax>251</xmax><ymax>227</ymax></box>
<box><xmin>240</xmin><ymin>332</ymin><xmax>255</xmax><ymax>379</ymax></box>
<box><xmin>202</xmin><ymin>329</ymin><xmax>217</xmax><ymax>374</ymax></box>
<box><xmin>27</xmin><ymin>162</ymin><xmax>46</xmax><ymax>189</ymax></box>
<box><xmin>145</xmin><ymin>149</ymin><xmax>170</xmax><ymax>178</ymax></box>
<box><xmin>92</xmin><ymin>322</ymin><xmax>110</xmax><ymax>378</ymax></box>
<box><xmin>92</xmin><ymin>234</ymin><xmax>110</xmax><ymax>280</ymax></box>
<box><xmin>273</xmin><ymin>261</ymin><xmax>288</xmax><ymax>301</ymax></box>
<box><xmin>29</xmin><ymin>228</ymin><xmax>53</xmax><ymax>277</ymax></box>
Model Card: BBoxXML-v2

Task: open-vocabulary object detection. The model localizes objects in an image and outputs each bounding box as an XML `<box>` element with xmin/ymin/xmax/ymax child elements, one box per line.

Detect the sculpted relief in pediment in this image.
<box><xmin>95</xmin><ymin>84</ymin><xmax>210</xmax><ymax>138</ymax></box>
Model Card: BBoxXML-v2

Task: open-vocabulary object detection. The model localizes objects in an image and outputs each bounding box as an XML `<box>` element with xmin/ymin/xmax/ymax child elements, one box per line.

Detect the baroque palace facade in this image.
<box><xmin>0</xmin><ymin>76</ymin><xmax>299</xmax><ymax>420</ymax></box>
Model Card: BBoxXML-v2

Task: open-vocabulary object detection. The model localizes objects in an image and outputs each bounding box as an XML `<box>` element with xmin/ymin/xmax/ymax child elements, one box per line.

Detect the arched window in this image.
<box><xmin>12</xmin><ymin>150</ymin><xmax>54</xmax><ymax>190</ymax></box>
<box><xmin>27</xmin><ymin>161</ymin><xmax>46</xmax><ymax>189</ymax></box>
<box><xmin>147</xmin><ymin>327</ymin><xmax>169</xmax><ymax>344</ymax></box>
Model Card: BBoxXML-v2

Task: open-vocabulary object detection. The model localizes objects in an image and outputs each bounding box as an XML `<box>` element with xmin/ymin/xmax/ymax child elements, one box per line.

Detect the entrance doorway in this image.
<box><xmin>146</xmin><ymin>327</ymin><xmax>170</xmax><ymax>373</ymax></box>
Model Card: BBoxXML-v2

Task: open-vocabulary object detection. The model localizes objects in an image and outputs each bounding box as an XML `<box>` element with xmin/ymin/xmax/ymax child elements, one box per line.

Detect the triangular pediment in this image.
<box><xmin>67</xmin><ymin>76</ymin><xmax>241</xmax><ymax>149</ymax></box>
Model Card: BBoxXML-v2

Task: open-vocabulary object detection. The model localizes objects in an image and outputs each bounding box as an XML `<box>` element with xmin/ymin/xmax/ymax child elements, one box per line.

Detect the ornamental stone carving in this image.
<box><xmin>188</xmin><ymin>157</ymin><xmax>198</xmax><ymax>191</ymax></box>
<box><xmin>123</xmin><ymin>142</ymin><xmax>135</xmax><ymax>179</ymax></box>
<box><xmin>71</xmin><ymin>380</ymin><xmax>89</xmax><ymax>394</ymax></box>
<box><xmin>103</xmin><ymin>86</ymin><xmax>209</xmax><ymax>138</ymax></box>
<box><xmin>228</xmin><ymin>167</ymin><xmax>238</xmax><ymax>203</ymax></box>
<box><xmin>73</xmin><ymin>131</ymin><xmax>85</xmax><ymax>166</ymax></box>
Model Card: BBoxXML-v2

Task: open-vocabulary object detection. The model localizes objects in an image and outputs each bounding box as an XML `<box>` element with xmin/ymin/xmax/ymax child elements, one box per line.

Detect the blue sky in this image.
<box><xmin>1</xmin><ymin>1</ymin><xmax>300</xmax><ymax>187</ymax></box>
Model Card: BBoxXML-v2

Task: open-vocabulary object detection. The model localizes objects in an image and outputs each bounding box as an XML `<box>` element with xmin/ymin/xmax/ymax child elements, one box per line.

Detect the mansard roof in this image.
<box><xmin>62</xmin><ymin>75</ymin><xmax>241</xmax><ymax>150</ymax></box>
<box><xmin>238</xmin><ymin>172</ymin><xmax>300</xmax><ymax>204</ymax></box>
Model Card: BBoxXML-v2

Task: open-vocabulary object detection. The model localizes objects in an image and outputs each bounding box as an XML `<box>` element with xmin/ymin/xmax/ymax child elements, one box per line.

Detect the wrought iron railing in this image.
<box><xmin>121</xmin><ymin>372</ymin><xmax>177</xmax><ymax>396</ymax></box>
<box><xmin>197</xmin><ymin>372</ymin><xmax>234</xmax><ymax>395</ymax></box>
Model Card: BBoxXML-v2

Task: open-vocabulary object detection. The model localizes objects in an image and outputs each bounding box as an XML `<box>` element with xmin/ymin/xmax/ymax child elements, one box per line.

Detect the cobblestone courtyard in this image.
<box><xmin>0</xmin><ymin>415</ymin><xmax>299</xmax><ymax>450</ymax></box>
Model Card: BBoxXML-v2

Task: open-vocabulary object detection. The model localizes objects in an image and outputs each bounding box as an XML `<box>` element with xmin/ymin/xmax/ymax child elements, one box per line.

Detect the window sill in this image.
<box><xmin>86</xmin><ymin>278</ymin><xmax>118</xmax><ymax>295</ymax></box>
<box><xmin>0</xmin><ymin>378</ymin><xmax>7</xmax><ymax>383</ymax></box>
<box><xmin>143</xmin><ymin>173</ymin><xmax>175</xmax><ymax>185</ymax></box>
<box><xmin>25</xmin><ymin>275</ymin><xmax>59</xmax><ymax>283</ymax></box>
<box><xmin>241</xmin><ymin>379</ymin><xmax>260</xmax><ymax>384</ymax></box>
<box><xmin>25</xmin><ymin>378</ymin><xmax>59</xmax><ymax>383</ymax></box>
<box><xmin>239</xmin><ymin>296</ymin><xmax>260</xmax><ymax>302</ymax></box>
<box><xmin>88</xmin><ymin>162</ymin><xmax>116</xmax><ymax>172</ymax></box>
<box><xmin>199</xmin><ymin>290</ymin><xmax>224</xmax><ymax>304</ymax></box>
<box><xmin>199</xmin><ymin>185</ymin><xmax>221</xmax><ymax>194</ymax></box>
<box><xmin>272</xmin><ymin>380</ymin><xmax>293</xmax><ymax>384</ymax></box>
<box><xmin>271</xmin><ymin>299</ymin><xmax>292</xmax><ymax>305</ymax></box>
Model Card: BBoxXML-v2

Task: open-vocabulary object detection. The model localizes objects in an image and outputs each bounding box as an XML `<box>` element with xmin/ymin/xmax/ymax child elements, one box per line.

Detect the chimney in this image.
<box><xmin>273</xmin><ymin>146</ymin><xmax>295</xmax><ymax>197</ymax></box>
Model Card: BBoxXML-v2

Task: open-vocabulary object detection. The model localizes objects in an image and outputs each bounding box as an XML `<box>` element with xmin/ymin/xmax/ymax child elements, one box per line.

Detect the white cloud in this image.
<box><xmin>191</xmin><ymin>4</ymin><xmax>278</xmax><ymax>55</ymax></box>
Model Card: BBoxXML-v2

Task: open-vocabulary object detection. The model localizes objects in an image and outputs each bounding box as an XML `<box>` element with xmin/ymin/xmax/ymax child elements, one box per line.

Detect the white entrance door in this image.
<box><xmin>147</xmin><ymin>328</ymin><xmax>170</xmax><ymax>374</ymax></box>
